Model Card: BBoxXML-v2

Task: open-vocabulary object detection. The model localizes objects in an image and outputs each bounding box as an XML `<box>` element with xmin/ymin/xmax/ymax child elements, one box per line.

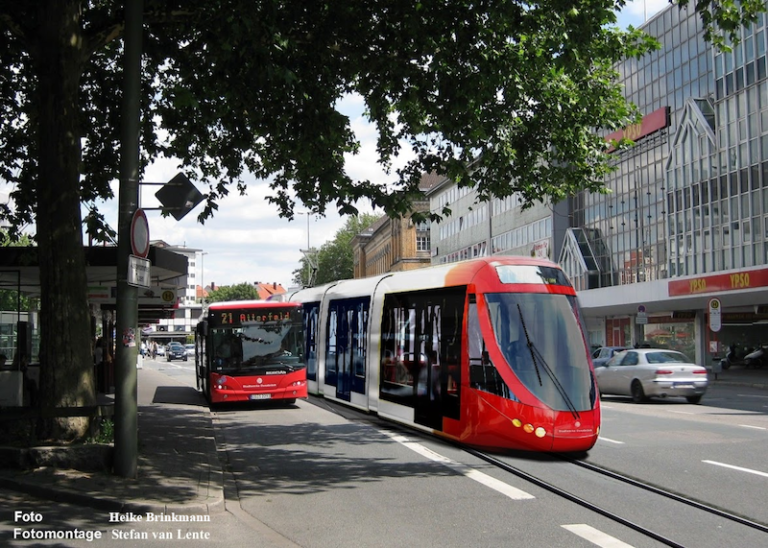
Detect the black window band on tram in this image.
<box><xmin>495</xmin><ymin>265</ymin><xmax>571</xmax><ymax>287</ymax></box>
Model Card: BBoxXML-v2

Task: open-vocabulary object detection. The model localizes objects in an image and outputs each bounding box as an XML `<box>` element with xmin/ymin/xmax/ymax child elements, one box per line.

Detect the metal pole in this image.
<box><xmin>306</xmin><ymin>213</ymin><xmax>310</xmax><ymax>284</ymax></box>
<box><xmin>114</xmin><ymin>0</ymin><xmax>143</xmax><ymax>478</ymax></box>
<box><xmin>200</xmin><ymin>251</ymin><xmax>208</xmax><ymax>306</ymax></box>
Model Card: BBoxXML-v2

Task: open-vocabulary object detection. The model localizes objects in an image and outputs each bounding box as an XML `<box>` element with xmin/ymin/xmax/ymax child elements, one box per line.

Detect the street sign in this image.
<box><xmin>128</xmin><ymin>255</ymin><xmax>151</xmax><ymax>288</ymax></box>
<box><xmin>636</xmin><ymin>304</ymin><xmax>647</xmax><ymax>325</ymax></box>
<box><xmin>130</xmin><ymin>208</ymin><xmax>150</xmax><ymax>258</ymax></box>
<box><xmin>709</xmin><ymin>298</ymin><xmax>722</xmax><ymax>332</ymax></box>
<box><xmin>154</xmin><ymin>172</ymin><xmax>204</xmax><ymax>221</ymax></box>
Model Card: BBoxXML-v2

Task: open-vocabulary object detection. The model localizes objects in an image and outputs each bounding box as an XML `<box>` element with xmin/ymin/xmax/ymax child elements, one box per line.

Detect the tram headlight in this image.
<box><xmin>523</xmin><ymin>423</ymin><xmax>534</xmax><ymax>434</ymax></box>
<box><xmin>534</xmin><ymin>427</ymin><xmax>546</xmax><ymax>438</ymax></box>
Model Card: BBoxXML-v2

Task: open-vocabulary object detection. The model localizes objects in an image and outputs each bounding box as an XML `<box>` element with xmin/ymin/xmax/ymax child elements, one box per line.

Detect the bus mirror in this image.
<box><xmin>200</xmin><ymin>321</ymin><xmax>208</xmax><ymax>337</ymax></box>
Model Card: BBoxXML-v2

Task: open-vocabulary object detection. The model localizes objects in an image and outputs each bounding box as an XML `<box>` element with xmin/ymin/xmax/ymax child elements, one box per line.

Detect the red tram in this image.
<box><xmin>195</xmin><ymin>301</ymin><xmax>308</xmax><ymax>405</ymax></box>
<box><xmin>283</xmin><ymin>256</ymin><xmax>600</xmax><ymax>452</ymax></box>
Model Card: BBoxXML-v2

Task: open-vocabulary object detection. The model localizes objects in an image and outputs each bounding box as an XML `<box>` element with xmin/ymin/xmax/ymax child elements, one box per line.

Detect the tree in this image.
<box><xmin>293</xmin><ymin>213</ymin><xmax>380</xmax><ymax>286</ymax></box>
<box><xmin>206</xmin><ymin>283</ymin><xmax>260</xmax><ymax>303</ymax></box>
<box><xmin>0</xmin><ymin>1</ymin><xmax>764</xmax><ymax>440</ymax></box>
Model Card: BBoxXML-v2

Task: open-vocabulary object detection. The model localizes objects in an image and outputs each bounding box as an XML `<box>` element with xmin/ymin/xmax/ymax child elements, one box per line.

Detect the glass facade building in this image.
<box><xmin>561</xmin><ymin>4</ymin><xmax>768</xmax><ymax>360</ymax></box>
<box><xmin>566</xmin><ymin>6</ymin><xmax>768</xmax><ymax>286</ymax></box>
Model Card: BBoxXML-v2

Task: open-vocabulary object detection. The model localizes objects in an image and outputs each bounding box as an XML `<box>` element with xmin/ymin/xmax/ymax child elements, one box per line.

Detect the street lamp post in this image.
<box><xmin>200</xmin><ymin>251</ymin><xmax>208</xmax><ymax>307</ymax></box>
<box><xmin>297</xmin><ymin>212</ymin><xmax>312</xmax><ymax>286</ymax></box>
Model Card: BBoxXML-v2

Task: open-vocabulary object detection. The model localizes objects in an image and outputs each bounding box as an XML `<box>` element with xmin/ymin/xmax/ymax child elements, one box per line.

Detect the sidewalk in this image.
<box><xmin>706</xmin><ymin>362</ymin><xmax>768</xmax><ymax>389</ymax></box>
<box><xmin>0</xmin><ymin>367</ymin><xmax>224</xmax><ymax>515</ymax></box>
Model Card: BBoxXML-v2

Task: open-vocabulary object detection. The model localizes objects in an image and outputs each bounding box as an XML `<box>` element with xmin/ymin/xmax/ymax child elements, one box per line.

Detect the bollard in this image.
<box><xmin>713</xmin><ymin>358</ymin><xmax>724</xmax><ymax>380</ymax></box>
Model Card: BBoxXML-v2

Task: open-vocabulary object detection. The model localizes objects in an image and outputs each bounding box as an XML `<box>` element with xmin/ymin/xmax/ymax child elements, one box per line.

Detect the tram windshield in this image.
<box><xmin>485</xmin><ymin>293</ymin><xmax>595</xmax><ymax>412</ymax></box>
<box><xmin>211</xmin><ymin>316</ymin><xmax>304</xmax><ymax>376</ymax></box>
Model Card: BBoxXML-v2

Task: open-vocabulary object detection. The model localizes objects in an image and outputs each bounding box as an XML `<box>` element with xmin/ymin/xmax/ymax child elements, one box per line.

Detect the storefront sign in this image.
<box><xmin>668</xmin><ymin>268</ymin><xmax>768</xmax><ymax>296</ymax></box>
<box><xmin>605</xmin><ymin>107</ymin><xmax>670</xmax><ymax>152</ymax></box>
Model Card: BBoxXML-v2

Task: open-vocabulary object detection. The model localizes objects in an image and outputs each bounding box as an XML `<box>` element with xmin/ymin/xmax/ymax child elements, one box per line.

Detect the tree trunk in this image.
<box><xmin>33</xmin><ymin>0</ymin><xmax>96</xmax><ymax>441</ymax></box>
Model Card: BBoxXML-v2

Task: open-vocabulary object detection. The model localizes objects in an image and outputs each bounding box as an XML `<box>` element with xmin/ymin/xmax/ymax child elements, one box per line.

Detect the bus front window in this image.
<box><xmin>212</xmin><ymin>315</ymin><xmax>304</xmax><ymax>375</ymax></box>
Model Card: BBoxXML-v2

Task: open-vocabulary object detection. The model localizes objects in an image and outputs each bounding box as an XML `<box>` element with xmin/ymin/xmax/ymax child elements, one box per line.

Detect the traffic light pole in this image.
<box><xmin>114</xmin><ymin>0</ymin><xmax>143</xmax><ymax>479</ymax></box>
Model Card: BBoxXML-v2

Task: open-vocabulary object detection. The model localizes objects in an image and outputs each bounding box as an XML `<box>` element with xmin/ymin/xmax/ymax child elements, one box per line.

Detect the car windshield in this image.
<box><xmin>485</xmin><ymin>292</ymin><xmax>595</xmax><ymax>412</ymax></box>
<box><xmin>645</xmin><ymin>351</ymin><xmax>689</xmax><ymax>364</ymax></box>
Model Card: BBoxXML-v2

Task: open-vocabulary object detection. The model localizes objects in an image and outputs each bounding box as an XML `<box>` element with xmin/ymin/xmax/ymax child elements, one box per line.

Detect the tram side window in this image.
<box><xmin>303</xmin><ymin>302</ymin><xmax>319</xmax><ymax>382</ymax></box>
<box><xmin>325</xmin><ymin>297</ymin><xmax>370</xmax><ymax>393</ymax></box>
<box><xmin>349</xmin><ymin>302</ymin><xmax>368</xmax><ymax>379</ymax></box>
<box><xmin>468</xmin><ymin>299</ymin><xmax>515</xmax><ymax>400</ymax></box>
<box><xmin>326</xmin><ymin>309</ymin><xmax>338</xmax><ymax>376</ymax></box>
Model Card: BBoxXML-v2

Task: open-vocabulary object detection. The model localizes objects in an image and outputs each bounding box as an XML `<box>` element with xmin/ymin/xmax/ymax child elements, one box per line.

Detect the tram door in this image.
<box><xmin>326</xmin><ymin>297</ymin><xmax>369</xmax><ymax>402</ymax></box>
<box><xmin>380</xmin><ymin>288</ymin><xmax>464</xmax><ymax>429</ymax></box>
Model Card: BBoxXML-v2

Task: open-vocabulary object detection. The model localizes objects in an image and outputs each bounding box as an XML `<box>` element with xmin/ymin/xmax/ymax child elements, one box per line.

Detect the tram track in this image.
<box><xmin>468</xmin><ymin>448</ymin><xmax>768</xmax><ymax>547</ymax></box>
<box><xmin>310</xmin><ymin>394</ymin><xmax>768</xmax><ymax>545</ymax></box>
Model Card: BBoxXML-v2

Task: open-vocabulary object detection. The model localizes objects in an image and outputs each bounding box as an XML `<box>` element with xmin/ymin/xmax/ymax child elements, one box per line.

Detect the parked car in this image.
<box><xmin>166</xmin><ymin>342</ymin><xmax>188</xmax><ymax>362</ymax></box>
<box><xmin>591</xmin><ymin>346</ymin><xmax>628</xmax><ymax>368</ymax></box>
<box><xmin>185</xmin><ymin>343</ymin><xmax>195</xmax><ymax>357</ymax></box>
<box><xmin>155</xmin><ymin>345</ymin><xmax>165</xmax><ymax>357</ymax></box>
<box><xmin>594</xmin><ymin>348</ymin><xmax>708</xmax><ymax>404</ymax></box>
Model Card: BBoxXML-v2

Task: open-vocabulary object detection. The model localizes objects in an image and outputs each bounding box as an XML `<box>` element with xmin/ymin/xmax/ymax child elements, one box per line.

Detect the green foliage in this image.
<box><xmin>678</xmin><ymin>0</ymin><xmax>766</xmax><ymax>51</ymax></box>
<box><xmin>2</xmin><ymin>2</ymin><xmax>764</xmax><ymax>237</ymax></box>
<box><xmin>293</xmin><ymin>213</ymin><xmax>380</xmax><ymax>286</ymax></box>
<box><xmin>0</xmin><ymin>231</ymin><xmax>34</xmax><ymax>311</ymax></box>
<box><xmin>206</xmin><ymin>282</ymin><xmax>261</xmax><ymax>303</ymax></box>
<box><xmin>87</xmin><ymin>418</ymin><xmax>114</xmax><ymax>444</ymax></box>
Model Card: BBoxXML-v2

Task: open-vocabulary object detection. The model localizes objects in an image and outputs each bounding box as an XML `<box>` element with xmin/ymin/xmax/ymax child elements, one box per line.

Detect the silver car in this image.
<box><xmin>594</xmin><ymin>348</ymin><xmax>708</xmax><ymax>404</ymax></box>
<box><xmin>591</xmin><ymin>346</ymin><xmax>628</xmax><ymax>368</ymax></box>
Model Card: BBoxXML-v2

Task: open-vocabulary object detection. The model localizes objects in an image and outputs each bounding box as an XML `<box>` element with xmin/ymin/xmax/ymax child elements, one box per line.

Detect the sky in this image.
<box><xmin>6</xmin><ymin>1</ymin><xmax>671</xmax><ymax>291</ymax></box>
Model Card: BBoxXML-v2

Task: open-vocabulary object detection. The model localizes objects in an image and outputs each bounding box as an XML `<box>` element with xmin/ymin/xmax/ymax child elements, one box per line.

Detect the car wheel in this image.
<box><xmin>686</xmin><ymin>395</ymin><xmax>702</xmax><ymax>404</ymax></box>
<box><xmin>631</xmin><ymin>380</ymin><xmax>647</xmax><ymax>403</ymax></box>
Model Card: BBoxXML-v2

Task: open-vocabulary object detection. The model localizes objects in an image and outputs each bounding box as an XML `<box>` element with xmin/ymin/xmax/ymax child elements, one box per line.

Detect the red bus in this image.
<box><xmin>195</xmin><ymin>300</ymin><xmax>308</xmax><ymax>405</ymax></box>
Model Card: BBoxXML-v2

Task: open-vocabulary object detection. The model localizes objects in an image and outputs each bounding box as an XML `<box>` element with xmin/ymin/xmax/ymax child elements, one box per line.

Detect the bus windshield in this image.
<box><xmin>211</xmin><ymin>314</ymin><xmax>304</xmax><ymax>375</ymax></box>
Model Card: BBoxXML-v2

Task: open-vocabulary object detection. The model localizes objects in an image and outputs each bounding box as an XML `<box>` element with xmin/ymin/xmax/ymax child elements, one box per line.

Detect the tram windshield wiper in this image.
<box><xmin>516</xmin><ymin>304</ymin><xmax>580</xmax><ymax>420</ymax></box>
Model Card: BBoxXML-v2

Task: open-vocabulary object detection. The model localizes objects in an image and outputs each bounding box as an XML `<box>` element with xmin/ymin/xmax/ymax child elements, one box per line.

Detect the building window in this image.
<box><xmin>416</xmin><ymin>235</ymin><xmax>430</xmax><ymax>252</ymax></box>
